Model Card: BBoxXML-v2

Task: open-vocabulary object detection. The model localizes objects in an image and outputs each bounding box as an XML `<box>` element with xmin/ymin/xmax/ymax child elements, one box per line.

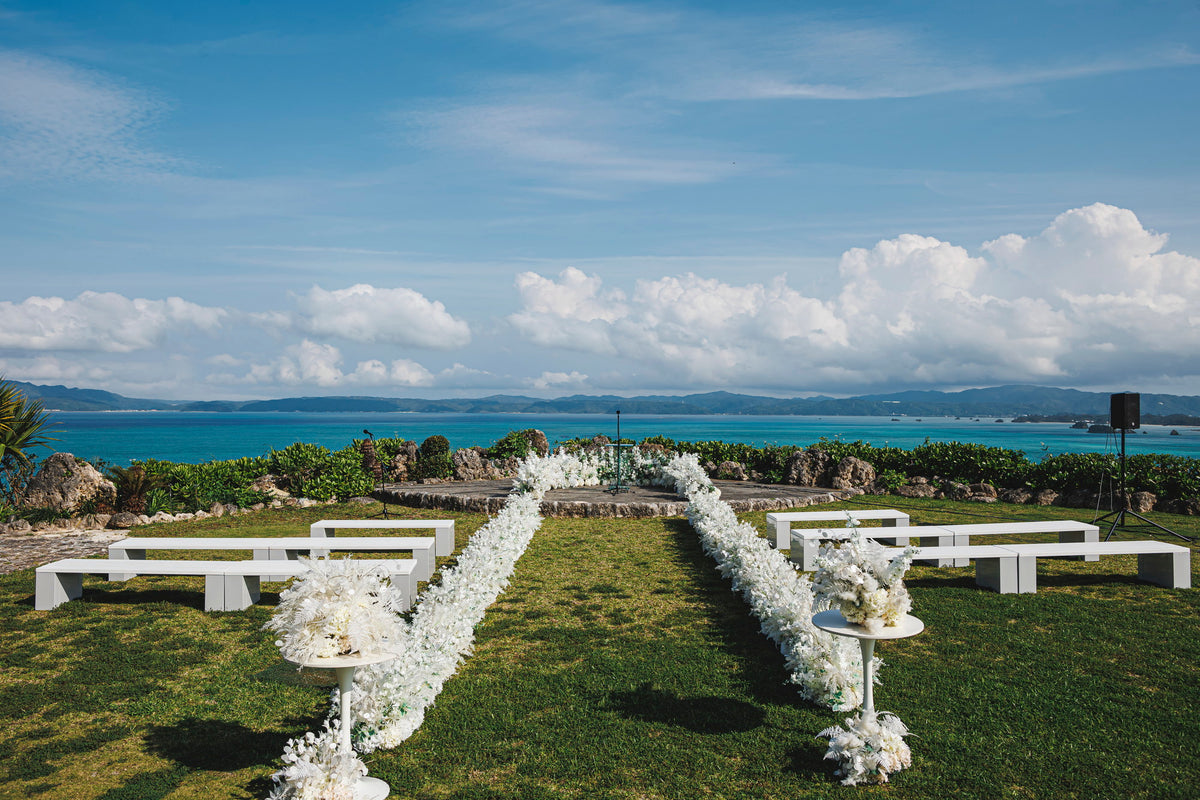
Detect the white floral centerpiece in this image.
<box><xmin>811</xmin><ymin>519</ymin><xmax>916</xmax><ymax>634</ymax></box>
<box><xmin>817</xmin><ymin>710</ymin><xmax>913</xmax><ymax>786</ymax></box>
<box><xmin>264</xmin><ymin>557</ymin><xmax>407</xmax><ymax>664</ymax></box>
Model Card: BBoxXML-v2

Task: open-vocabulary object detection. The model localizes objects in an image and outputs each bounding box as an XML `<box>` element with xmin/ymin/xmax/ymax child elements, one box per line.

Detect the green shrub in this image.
<box><xmin>415</xmin><ymin>435</ymin><xmax>453</xmax><ymax>480</ymax></box>
<box><xmin>488</xmin><ymin>430</ymin><xmax>534</xmax><ymax>460</ymax></box>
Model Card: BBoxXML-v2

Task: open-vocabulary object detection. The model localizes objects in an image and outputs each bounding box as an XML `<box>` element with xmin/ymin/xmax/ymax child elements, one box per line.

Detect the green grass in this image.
<box><xmin>0</xmin><ymin>498</ymin><xmax>1197</xmax><ymax>798</ymax></box>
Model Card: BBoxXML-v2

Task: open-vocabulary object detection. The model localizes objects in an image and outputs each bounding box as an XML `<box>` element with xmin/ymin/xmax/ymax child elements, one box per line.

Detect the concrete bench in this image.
<box><xmin>888</xmin><ymin>545</ymin><xmax>1021</xmax><ymax>593</ymax></box>
<box><xmin>766</xmin><ymin>509</ymin><xmax>909</xmax><ymax>549</ymax></box>
<box><xmin>1000</xmin><ymin>541</ymin><xmax>1192</xmax><ymax>594</ymax></box>
<box><xmin>933</xmin><ymin>521</ymin><xmax>1100</xmax><ymax>567</ymax></box>
<box><xmin>310</xmin><ymin>519</ymin><xmax>455</xmax><ymax>557</ymax></box>
<box><xmin>108</xmin><ymin>536</ymin><xmax>437</xmax><ymax>582</ymax></box>
<box><xmin>879</xmin><ymin>540</ymin><xmax>1192</xmax><ymax>594</ymax></box>
<box><xmin>790</xmin><ymin>526</ymin><xmax>955</xmax><ymax>571</ymax></box>
<box><xmin>790</xmin><ymin>519</ymin><xmax>1102</xmax><ymax>572</ymax></box>
<box><xmin>35</xmin><ymin>558</ymin><xmax>417</xmax><ymax>612</ymax></box>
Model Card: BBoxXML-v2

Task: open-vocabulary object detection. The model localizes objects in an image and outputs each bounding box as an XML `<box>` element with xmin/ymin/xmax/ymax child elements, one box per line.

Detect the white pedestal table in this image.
<box><xmin>288</xmin><ymin>651</ymin><xmax>395</xmax><ymax>800</ymax></box>
<box><xmin>812</xmin><ymin>609</ymin><xmax>924</xmax><ymax>713</ymax></box>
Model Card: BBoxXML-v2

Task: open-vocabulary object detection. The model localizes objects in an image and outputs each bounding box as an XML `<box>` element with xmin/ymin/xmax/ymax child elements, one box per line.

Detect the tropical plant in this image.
<box><xmin>0</xmin><ymin>378</ymin><xmax>58</xmax><ymax>505</ymax></box>
<box><xmin>105</xmin><ymin>464</ymin><xmax>164</xmax><ymax>514</ymax></box>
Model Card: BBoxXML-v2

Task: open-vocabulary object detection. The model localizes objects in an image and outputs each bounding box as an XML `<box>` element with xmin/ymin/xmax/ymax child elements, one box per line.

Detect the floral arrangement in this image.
<box><xmin>818</xmin><ymin>710</ymin><xmax>913</xmax><ymax>785</ymax></box>
<box><xmin>264</xmin><ymin>557</ymin><xmax>407</xmax><ymax>664</ymax></box>
<box><xmin>811</xmin><ymin>523</ymin><xmax>915</xmax><ymax>634</ymax></box>
<box><xmin>267</xmin><ymin>719</ymin><xmax>366</xmax><ymax>800</ymax></box>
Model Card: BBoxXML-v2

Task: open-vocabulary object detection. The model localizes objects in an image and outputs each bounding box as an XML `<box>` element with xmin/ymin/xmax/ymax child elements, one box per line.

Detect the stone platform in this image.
<box><xmin>373</xmin><ymin>479</ymin><xmax>843</xmax><ymax>518</ymax></box>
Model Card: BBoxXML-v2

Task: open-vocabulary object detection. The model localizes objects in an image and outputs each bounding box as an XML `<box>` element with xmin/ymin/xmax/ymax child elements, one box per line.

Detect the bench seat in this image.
<box><xmin>999</xmin><ymin>541</ymin><xmax>1191</xmax><ymax>593</ymax></box>
<box><xmin>310</xmin><ymin>519</ymin><xmax>455</xmax><ymax>557</ymax></box>
<box><xmin>766</xmin><ymin>509</ymin><xmax>909</xmax><ymax>549</ymax></box>
<box><xmin>35</xmin><ymin>558</ymin><xmax>417</xmax><ymax>612</ymax></box>
<box><xmin>108</xmin><ymin>536</ymin><xmax>436</xmax><ymax>582</ymax></box>
<box><xmin>878</xmin><ymin>540</ymin><xmax>1192</xmax><ymax>594</ymax></box>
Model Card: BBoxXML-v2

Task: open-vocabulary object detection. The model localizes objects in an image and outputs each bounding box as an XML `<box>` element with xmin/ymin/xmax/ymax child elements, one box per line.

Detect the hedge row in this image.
<box><xmin>107</xmin><ymin>431</ymin><xmax>1200</xmax><ymax>515</ymax></box>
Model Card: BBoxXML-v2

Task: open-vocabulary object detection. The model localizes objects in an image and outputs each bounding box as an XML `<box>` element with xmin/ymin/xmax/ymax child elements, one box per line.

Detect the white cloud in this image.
<box><xmin>287</xmin><ymin>284</ymin><xmax>471</xmax><ymax>349</ymax></box>
<box><xmin>528</xmin><ymin>370</ymin><xmax>589</xmax><ymax>390</ymax></box>
<box><xmin>0</xmin><ymin>291</ymin><xmax>226</xmax><ymax>352</ymax></box>
<box><xmin>506</xmin><ymin>203</ymin><xmax>1200</xmax><ymax>391</ymax></box>
<box><xmin>0</xmin><ymin>49</ymin><xmax>173</xmax><ymax>180</ymax></box>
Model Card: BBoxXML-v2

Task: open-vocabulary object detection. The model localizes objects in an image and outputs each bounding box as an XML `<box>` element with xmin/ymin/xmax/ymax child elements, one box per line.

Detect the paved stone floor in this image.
<box><xmin>375</xmin><ymin>479</ymin><xmax>843</xmax><ymax>517</ymax></box>
<box><xmin>0</xmin><ymin>529</ymin><xmax>127</xmax><ymax>575</ymax></box>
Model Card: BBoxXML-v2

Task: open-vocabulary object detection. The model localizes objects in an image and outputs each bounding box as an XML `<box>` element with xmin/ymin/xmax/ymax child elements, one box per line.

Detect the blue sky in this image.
<box><xmin>2</xmin><ymin>0</ymin><xmax>1199</xmax><ymax>401</ymax></box>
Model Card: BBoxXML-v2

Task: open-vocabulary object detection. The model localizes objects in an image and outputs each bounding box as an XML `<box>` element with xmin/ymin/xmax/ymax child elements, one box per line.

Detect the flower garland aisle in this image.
<box><xmin>658</xmin><ymin>454</ymin><xmax>871</xmax><ymax>711</ymax></box>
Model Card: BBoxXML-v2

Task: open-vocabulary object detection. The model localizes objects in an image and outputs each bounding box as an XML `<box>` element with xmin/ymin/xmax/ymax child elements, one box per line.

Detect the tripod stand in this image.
<box><xmin>1094</xmin><ymin>427</ymin><xmax>1192</xmax><ymax>542</ymax></box>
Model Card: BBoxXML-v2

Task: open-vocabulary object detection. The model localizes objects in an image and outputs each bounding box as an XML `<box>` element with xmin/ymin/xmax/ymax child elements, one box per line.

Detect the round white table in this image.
<box><xmin>812</xmin><ymin>609</ymin><xmax>924</xmax><ymax>714</ymax></box>
<box><xmin>288</xmin><ymin>651</ymin><xmax>396</xmax><ymax>800</ymax></box>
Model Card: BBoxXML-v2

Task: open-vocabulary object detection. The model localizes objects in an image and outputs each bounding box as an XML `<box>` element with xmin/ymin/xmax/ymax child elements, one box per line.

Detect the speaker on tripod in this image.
<box><xmin>1094</xmin><ymin>392</ymin><xmax>1190</xmax><ymax>541</ymax></box>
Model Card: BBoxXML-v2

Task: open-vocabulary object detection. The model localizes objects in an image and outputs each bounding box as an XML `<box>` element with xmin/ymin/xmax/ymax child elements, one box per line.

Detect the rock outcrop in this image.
<box><xmin>20</xmin><ymin>453</ymin><xmax>116</xmax><ymax>514</ymax></box>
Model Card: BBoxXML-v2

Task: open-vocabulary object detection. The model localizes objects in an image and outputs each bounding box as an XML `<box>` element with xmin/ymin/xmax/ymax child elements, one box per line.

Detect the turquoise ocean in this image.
<box><xmin>46</xmin><ymin>411</ymin><xmax>1200</xmax><ymax>466</ymax></box>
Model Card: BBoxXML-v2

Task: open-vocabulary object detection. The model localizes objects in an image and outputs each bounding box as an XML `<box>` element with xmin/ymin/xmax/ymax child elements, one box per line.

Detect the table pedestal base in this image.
<box><xmin>356</xmin><ymin>775</ymin><xmax>389</xmax><ymax>800</ymax></box>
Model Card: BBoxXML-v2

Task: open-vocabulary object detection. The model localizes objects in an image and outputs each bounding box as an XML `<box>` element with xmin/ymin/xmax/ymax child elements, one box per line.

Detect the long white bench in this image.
<box><xmin>878</xmin><ymin>540</ymin><xmax>1192</xmax><ymax>595</ymax></box>
<box><xmin>791</xmin><ymin>527</ymin><xmax>954</xmax><ymax>571</ymax></box>
<box><xmin>790</xmin><ymin>519</ymin><xmax>1101</xmax><ymax>572</ymax></box>
<box><xmin>766</xmin><ymin>509</ymin><xmax>910</xmax><ymax>549</ymax></box>
<box><xmin>310</xmin><ymin>519</ymin><xmax>455</xmax><ymax>557</ymax></box>
<box><xmin>1001</xmin><ymin>541</ymin><xmax>1191</xmax><ymax>594</ymax></box>
<box><xmin>933</xmin><ymin>521</ymin><xmax>1100</xmax><ymax>567</ymax></box>
<box><xmin>107</xmin><ymin>536</ymin><xmax>437</xmax><ymax>582</ymax></box>
<box><xmin>35</xmin><ymin>558</ymin><xmax>418</xmax><ymax>612</ymax></box>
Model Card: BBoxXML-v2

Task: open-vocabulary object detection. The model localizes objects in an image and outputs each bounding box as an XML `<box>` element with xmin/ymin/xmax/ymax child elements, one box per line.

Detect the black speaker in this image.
<box><xmin>1110</xmin><ymin>392</ymin><xmax>1140</xmax><ymax>429</ymax></box>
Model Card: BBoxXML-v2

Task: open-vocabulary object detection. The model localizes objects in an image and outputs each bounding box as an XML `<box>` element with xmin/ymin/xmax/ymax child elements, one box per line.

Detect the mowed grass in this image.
<box><xmin>0</xmin><ymin>498</ymin><xmax>1197</xmax><ymax>799</ymax></box>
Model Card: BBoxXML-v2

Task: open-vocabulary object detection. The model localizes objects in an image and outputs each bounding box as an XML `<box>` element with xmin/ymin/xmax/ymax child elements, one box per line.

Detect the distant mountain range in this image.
<box><xmin>13</xmin><ymin>380</ymin><xmax>1200</xmax><ymax>420</ymax></box>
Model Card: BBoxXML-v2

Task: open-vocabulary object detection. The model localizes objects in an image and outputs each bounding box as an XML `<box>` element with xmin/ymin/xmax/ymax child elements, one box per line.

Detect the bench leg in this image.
<box><xmin>975</xmin><ymin>557</ymin><xmax>1019</xmax><ymax>594</ymax></box>
<box><xmin>263</xmin><ymin>550</ymin><xmax>297</xmax><ymax>582</ymax></box>
<box><xmin>872</xmin><ymin>535</ymin><xmax>911</xmax><ymax>547</ymax></box>
<box><xmin>390</xmin><ymin>570</ymin><xmax>414</xmax><ymax>611</ymax></box>
<box><xmin>205</xmin><ymin>574</ymin><xmax>261</xmax><ymax>611</ymax></box>
<box><xmin>1016</xmin><ymin>556</ymin><xmax>1039</xmax><ymax>594</ymax></box>
<box><xmin>108</xmin><ymin>548</ymin><xmax>145</xmax><ymax>581</ymax></box>
<box><xmin>414</xmin><ymin>549</ymin><xmax>434</xmax><ymax>582</ymax></box>
<box><xmin>1138</xmin><ymin>552</ymin><xmax>1191</xmax><ymax>589</ymax></box>
<box><xmin>36</xmin><ymin>571</ymin><xmax>83</xmax><ymax>610</ymax></box>
<box><xmin>788</xmin><ymin>537</ymin><xmax>820</xmax><ymax>572</ymax></box>
<box><xmin>1058</xmin><ymin>531</ymin><xmax>1100</xmax><ymax>562</ymax></box>
<box><xmin>435</xmin><ymin>524</ymin><xmax>454</xmax><ymax>557</ymax></box>
<box><xmin>916</xmin><ymin>535</ymin><xmax>955</xmax><ymax>567</ymax></box>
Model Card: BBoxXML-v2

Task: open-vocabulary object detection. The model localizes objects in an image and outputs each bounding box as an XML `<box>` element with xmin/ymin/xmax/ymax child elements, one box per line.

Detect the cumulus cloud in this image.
<box><xmin>0</xmin><ymin>291</ymin><xmax>226</xmax><ymax>352</ymax></box>
<box><xmin>506</xmin><ymin>204</ymin><xmax>1200</xmax><ymax>391</ymax></box>
<box><xmin>528</xmin><ymin>370</ymin><xmax>589</xmax><ymax>390</ymax></box>
<box><xmin>284</xmin><ymin>284</ymin><xmax>471</xmax><ymax>349</ymax></box>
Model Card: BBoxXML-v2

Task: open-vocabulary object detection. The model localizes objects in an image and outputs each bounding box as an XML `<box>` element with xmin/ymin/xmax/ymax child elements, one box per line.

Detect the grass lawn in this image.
<box><xmin>0</xmin><ymin>497</ymin><xmax>1197</xmax><ymax>799</ymax></box>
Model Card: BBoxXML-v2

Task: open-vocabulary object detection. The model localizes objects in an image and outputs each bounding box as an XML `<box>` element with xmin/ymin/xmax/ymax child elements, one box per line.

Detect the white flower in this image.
<box><xmin>818</xmin><ymin>711</ymin><xmax>912</xmax><ymax>785</ymax></box>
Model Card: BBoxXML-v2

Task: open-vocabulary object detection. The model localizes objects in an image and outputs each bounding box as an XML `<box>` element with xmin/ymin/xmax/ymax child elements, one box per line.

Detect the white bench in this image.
<box><xmin>880</xmin><ymin>540</ymin><xmax>1192</xmax><ymax>595</ymax></box>
<box><xmin>791</xmin><ymin>527</ymin><xmax>953</xmax><ymax>572</ymax></box>
<box><xmin>310</xmin><ymin>519</ymin><xmax>455</xmax><ymax>557</ymax></box>
<box><xmin>932</xmin><ymin>521</ymin><xmax>1100</xmax><ymax>567</ymax></box>
<box><xmin>889</xmin><ymin>545</ymin><xmax>1022</xmax><ymax>593</ymax></box>
<box><xmin>1001</xmin><ymin>541</ymin><xmax>1191</xmax><ymax>594</ymax></box>
<box><xmin>766</xmin><ymin>510</ymin><xmax>910</xmax><ymax>549</ymax></box>
<box><xmin>107</xmin><ymin>536</ymin><xmax>437</xmax><ymax>582</ymax></box>
<box><xmin>790</xmin><ymin>519</ymin><xmax>1102</xmax><ymax>572</ymax></box>
<box><xmin>35</xmin><ymin>558</ymin><xmax>418</xmax><ymax>612</ymax></box>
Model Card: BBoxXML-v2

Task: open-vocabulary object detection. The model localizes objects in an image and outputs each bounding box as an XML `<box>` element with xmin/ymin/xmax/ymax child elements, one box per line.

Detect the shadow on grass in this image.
<box><xmin>604</xmin><ymin>682</ymin><xmax>765</xmax><ymax>733</ymax></box>
<box><xmin>144</xmin><ymin>717</ymin><xmax>296</xmax><ymax>771</ymax></box>
<box><xmin>661</xmin><ymin>519</ymin><xmax>806</xmax><ymax>708</ymax></box>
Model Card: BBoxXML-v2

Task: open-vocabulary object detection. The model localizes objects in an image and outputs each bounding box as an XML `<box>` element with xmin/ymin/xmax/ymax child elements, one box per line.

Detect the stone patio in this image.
<box><xmin>373</xmin><ymin>479</ymin><xmax>844</xmax><ymax>517</ymax></box>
